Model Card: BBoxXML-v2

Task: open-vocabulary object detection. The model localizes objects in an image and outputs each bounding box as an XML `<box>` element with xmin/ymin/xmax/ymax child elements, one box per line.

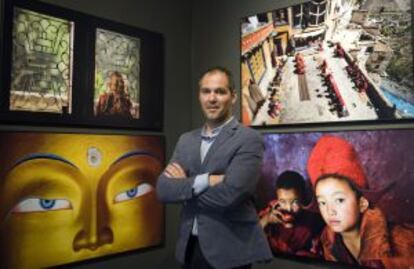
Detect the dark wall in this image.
<box><xmin>190</xmin><ymin>0</ymin><xmax>310</xmax><ymax>127</ymax></box>
<box><xmin>35</xmin><ymin>0</ymin><xmax>193</xmax><ymax>147</ymax></box>
<box><xmin>0</xmin><ymin>0</ymin><xmax>409</xmax><ymax>269</ymax></box>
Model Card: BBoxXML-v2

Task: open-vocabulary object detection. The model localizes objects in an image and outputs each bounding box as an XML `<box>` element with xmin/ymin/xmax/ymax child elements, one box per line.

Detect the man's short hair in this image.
<box><xmin>198</xmin><ymin>66</ymin><xmax>235</xmax><ymax>91</ymax></box>
<box><xmin>275</xmin><ymin>170</ymin><xmax>306</xmax><ymax>202</ymax></box>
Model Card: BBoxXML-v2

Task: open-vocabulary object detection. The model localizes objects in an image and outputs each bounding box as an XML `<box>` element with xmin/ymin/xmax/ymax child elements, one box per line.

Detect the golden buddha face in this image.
<box><xmin>0</xmin><ymin>133</ymin><xmax>164</xmax><ymax>269</ymax></box>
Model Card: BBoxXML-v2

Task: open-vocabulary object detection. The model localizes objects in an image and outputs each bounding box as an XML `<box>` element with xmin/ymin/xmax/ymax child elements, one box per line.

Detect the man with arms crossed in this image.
<box><xmin>157</xmin><ymin>67</ymin><xmax>271</xmax><ymax>269</ymax></box>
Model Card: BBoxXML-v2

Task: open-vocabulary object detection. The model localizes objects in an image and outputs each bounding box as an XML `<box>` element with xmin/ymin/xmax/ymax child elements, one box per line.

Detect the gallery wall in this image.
<box><xmin>1</xmin><ymin>0</ymin><xmax>412</xmax><ymax>268</ymax></box>
<box><xmin>190</xmin><ymin>0</ymin><xmax>304</xmax><ymax>127</ymax></box>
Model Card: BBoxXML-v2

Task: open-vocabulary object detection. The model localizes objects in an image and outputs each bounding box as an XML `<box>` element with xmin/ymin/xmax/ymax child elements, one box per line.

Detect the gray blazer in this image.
<box><xmin>157</xmin><ymin>119</ymin><xmax>272</xmax><ymax>269</ymax></box>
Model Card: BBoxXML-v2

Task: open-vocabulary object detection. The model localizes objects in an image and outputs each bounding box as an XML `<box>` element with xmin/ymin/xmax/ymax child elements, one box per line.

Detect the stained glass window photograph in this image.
<box><xmin>94</xmin><ymin>28</ymin><xmax>141</xmax><ymax>119</ymax></box>
<box><xmin>1</xmin><ymin>0</ymin><xmax>163</xmax><ymax>130</ymax></box>
<box><xmin>10</xmin><ymin>7</ymin><xmax>74</xmax><ymax>114</ymax></box>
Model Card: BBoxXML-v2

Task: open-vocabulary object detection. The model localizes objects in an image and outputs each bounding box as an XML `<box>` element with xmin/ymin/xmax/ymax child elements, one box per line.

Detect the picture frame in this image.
<box><xmin>257</xmin><ymin>127</ymin><xmax>414</xmax><ymax>267</ymax></box>
<box><xmin>0</xmin><ymin>130</ymin><xmax>165</xmax><ymax>268</ymax></box>
<box><xmin>240</xmin><ymin>0</ymin><xmax>413</xmax><ymax>128</ymax></box>
<box><xmin>0</xmin><ymin>0</ymin><xmax>164</xmax><ymax>130</ymax></box>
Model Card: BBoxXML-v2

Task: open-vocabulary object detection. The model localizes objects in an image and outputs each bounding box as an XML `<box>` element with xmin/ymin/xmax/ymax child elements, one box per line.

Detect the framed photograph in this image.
<box><xmin>8</xmin><ymin>6</ymin><xmax>74</xmax><ymax>114</ymax></box>
<box><xmin>240</xmin><ymin>0</ymin><xmax>413</xmax><ymax>127</ymax></box>
<box><xmin>0</xmin><ymin>131</ymin><xmax>165</xmax><ymax>268</ymax></box>
<box><xmin>0</xmin><ymin>0</ymin><xmax>163</xmax><ymax>130</ymax></box>
<box><xmin>1</xmin><ymin>0</ymin><xmax>78</xmax><ymax>118</ymax></box>
<box><xmin>257</xmin><ymin>128</ymin><xmax>414</xmax><ymax>267</ymax></box>
<box><xmin>94</xmin><ymin>28</ymin><xmax>141</xmax><ymax>119</ymax></box>
<box><xmin>86</xmin><ymin>14</ymin><xmax>163</xmax><ymax>130</ymax></box>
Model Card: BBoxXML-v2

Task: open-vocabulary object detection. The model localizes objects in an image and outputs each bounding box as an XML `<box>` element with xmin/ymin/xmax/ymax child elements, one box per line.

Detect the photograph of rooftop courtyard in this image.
<box><xmin>241</xmin><ymin>0</ymin><xmax>413</xmax><ymax>126</ymax></box>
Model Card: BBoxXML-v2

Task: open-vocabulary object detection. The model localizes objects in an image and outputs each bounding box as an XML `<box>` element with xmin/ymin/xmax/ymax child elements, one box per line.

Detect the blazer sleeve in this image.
<box><xmin>156</xmin><ymin>134</ymin><xmax>197</xmax><ymax>203</ymax></box>
<box><xmin>196</xmin><ymin>130</ymin><xmax>264</xmax><ymax>212</ymax></box>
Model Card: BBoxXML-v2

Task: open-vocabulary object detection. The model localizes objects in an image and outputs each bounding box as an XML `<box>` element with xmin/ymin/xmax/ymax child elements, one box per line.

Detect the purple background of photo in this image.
<box><xmin>257</xmin><ymin>129</ymin><xmax>414</xmax><ymax>224</ymax></box>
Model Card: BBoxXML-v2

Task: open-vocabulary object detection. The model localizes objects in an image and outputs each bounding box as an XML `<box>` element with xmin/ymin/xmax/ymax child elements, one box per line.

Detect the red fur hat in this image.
<box><xmin>307</xmin><ymin>135</ymin><xmax>368</xmax><ymax>189</ymax></box>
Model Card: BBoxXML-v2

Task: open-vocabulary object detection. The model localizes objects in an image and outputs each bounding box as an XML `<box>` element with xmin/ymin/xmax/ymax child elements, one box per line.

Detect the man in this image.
<box><xmin>259</xmin><ymin>171</ymin><xmax>324</xmax><ymax>257</ymax></box>
<box><xmin>156</xmin><ymin>67</ymin><xmax>272</xmax><ymax>269</ymax></box>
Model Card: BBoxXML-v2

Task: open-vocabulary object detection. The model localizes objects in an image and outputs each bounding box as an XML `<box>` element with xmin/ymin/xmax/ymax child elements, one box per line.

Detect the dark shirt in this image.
<box><xmin>262</xmin><ymin>207</ymin><xmax>324</xmax><ymax>257</ymax></box>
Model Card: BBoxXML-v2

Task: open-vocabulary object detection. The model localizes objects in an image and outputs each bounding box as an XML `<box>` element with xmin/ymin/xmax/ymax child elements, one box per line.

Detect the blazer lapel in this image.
<box><xmin>201</xmin><ymin>118</ymin><xmax>239</xmax><ymax>167</ymax></box>
<box><xmin>190</xmin><ymin>129</ymin><xmax>202</xmax><ymax>171</ymax></box>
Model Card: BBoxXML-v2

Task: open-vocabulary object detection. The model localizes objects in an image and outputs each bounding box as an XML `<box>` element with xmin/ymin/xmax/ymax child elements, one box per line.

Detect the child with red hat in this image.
<box><xmin>307</xmin><ymin>135</ymin><xmax>414</xmax><ymax>268</ymax></box>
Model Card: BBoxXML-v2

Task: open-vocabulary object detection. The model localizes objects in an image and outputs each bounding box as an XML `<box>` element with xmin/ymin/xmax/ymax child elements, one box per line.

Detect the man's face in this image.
<box><xmin>0</xmin><ymin>133</ymin><xmax>163</xmax><ymax>269</ymax></box>
<box><xmin>108</xmin><ymin>74</ymin><xmax>122</xmax><ymax>92</ymax></box>
<box><xmin>198</xmin><ymin>71</ymin><xmax>236</xmax><ymax>126</ymax></box>
<box><xmin>276</xmin><ymin>188</ymin><xmax>302</xmax><ymax>228</ymax></box>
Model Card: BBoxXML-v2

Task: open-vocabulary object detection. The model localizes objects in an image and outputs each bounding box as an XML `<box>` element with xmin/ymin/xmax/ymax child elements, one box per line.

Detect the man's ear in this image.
<box><xmin>359</xmin><ymin>196</ymin><xmax>369</xmax><ymax>213</ymax></box>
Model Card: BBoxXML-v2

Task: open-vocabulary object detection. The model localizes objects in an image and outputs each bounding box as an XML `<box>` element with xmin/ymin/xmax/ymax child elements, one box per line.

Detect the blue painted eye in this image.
<box><xmin>126</xmin><ymin>187</ymin><xmax>138</xmax><ymax>198</ymax></box>
<box><xmin>12</xmin><ymin>198</ymin><xmax>71</xmax><ymax>213</ymax></box>
<box><xmin>114</xmin><ymin>183</ymin><xmax>153</xmax><ymax>203</ymax></box>
<box><xmin>40</xmin><ymin>199</ymin><xmax>56</xmax><ymax>209</ymax></box>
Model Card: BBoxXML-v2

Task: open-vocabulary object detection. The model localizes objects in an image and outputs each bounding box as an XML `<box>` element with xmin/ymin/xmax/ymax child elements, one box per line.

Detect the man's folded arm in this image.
<box><xmin>156</xmin><ymin>134</ymin><xmax>209</xmax><ymax>203</ymax></box>
<box><xmin>156</xmin><ymin>173</ymin><xmax>196</xmax><ymax>203</ymax></box>
<box><xmin>196</xmin><ymin>133</ymin><xmax>264</xmax><ymax>212</ymax></box>
<box><xmin>156</xmin><ymin>135</ymin><xmax>192</xmax><ymax>202</ymax></box>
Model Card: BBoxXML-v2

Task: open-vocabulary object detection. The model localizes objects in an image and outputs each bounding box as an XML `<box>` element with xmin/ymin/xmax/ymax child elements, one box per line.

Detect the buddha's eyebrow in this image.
<box><xmin>10</xmin><ymin>153</ymin><xmax>78</xmax><ymax>170</ymax></box>
<box><xmin>111</xmin><ymin>150</ymin><xmax>161</xmax><ymax>166</ymax></box>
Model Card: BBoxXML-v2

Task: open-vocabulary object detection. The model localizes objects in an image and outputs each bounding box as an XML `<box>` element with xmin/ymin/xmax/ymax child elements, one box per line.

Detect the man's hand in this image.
<box><xmin>208</xmin><ymin>174</ymin><xmax>224</xmax><ymax>187</ymax></box>
<box><xmin>164</xmin><ymin>162</ymin><xmax>186</xmax><ymax>179</ymax></box>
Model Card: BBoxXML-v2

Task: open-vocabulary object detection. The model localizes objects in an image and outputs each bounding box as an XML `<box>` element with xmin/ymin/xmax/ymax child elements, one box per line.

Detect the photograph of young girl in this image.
<box><xmin>257</xmin><ymin>130</ymin><xmax>414</xmax><ymax>268</ymax></box>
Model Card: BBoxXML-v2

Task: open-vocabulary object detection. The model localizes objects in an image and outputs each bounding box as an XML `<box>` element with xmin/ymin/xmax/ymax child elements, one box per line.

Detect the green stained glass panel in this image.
<box><xmin>94</xmin><ymin>28</ymin><xmax>140</xmax><ymax>119</ymax></box>
<box><xmin>10</xmin><ymin>7</ymin><xmax>74</xmax><ymax>113</ymax></box>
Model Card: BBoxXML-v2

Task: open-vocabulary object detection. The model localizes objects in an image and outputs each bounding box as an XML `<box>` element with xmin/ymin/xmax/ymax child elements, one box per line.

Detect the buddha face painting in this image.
<box><xmin>0</xmin><ymin>132</ymin><xmax>164</xmax><ymax>268</ymax></box>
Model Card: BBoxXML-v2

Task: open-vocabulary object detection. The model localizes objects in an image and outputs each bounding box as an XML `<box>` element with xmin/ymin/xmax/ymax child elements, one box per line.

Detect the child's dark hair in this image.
<box><xmin>275</xmin><ymin>171</ymin><xmax>307</xmax><ymax>202</ymax></box>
